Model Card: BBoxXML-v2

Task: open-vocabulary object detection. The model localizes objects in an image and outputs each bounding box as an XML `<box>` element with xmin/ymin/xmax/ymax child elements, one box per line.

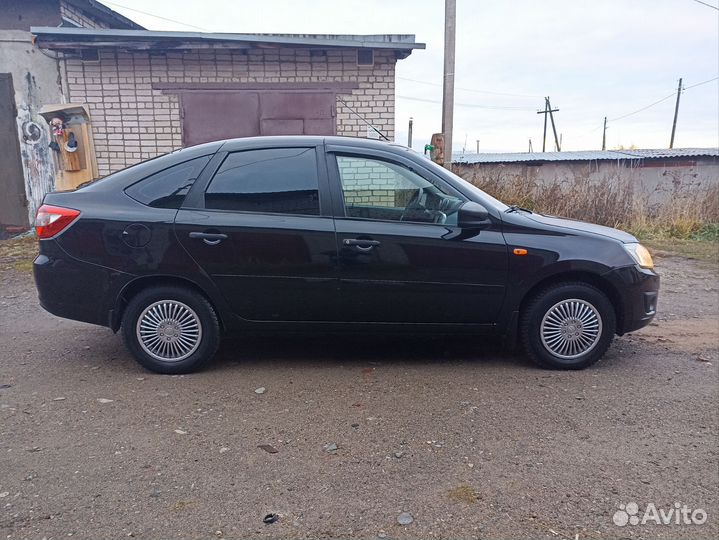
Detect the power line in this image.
<box><xmin>690</xmin><ymin>0</ymin><xmax>718</xmax><ymax>10</ymax></box>
<box><xmin>685</xmin><ymin>76</ymin><xmax>719</xmax><ymax>89</ymax></box>
<box><xmin>608</xmin><ymin>76</ymin><xmax>718</xmax><ymax>122</ymax></box>
<box><xmin>608</xmin><ymin>92</ymin><xmax>677</xmax><ymax>122</ymax></box>
<box><xmin>397</xmin><ymin>94</ymin><xmax>534</xmax><ymax>111</ymax></box>
<box><xmin>398</xmin><ymin>76</ymin><xmax>541</xmax><ymax>98</ymax></box>
<box><xmin>569</xmin><ymin>75</ymin><xmax>717</xmax><ymax>144</ymax></box>
<box><xmin>99</xmin><ymin>1</ymin><xmax>210</xmax><ymax>31</ymax></box>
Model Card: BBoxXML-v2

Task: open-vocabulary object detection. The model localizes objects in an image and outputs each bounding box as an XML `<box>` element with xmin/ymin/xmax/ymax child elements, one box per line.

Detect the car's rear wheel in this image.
<box><xmin>121</xmin><ymin>286</ymin><xmax>220</xmax><ymax>374</ymax></box>
<box><xmin>520</xmin><ymin>282</ymin><xmax>616</xmax><ymax>369</ymax></box>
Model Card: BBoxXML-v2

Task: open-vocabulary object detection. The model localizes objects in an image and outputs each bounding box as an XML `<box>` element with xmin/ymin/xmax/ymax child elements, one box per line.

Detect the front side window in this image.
<box><xmin>125</xmin><ymin>156</ymin><xmax>211</xmax><ymax>209</ymax></box>
<box><xmin>204</xmin><ymin>148</ymin><xmax>320</xmax><ymax>215</ymax></box>
<box><xmin>336</xmin><ymin>155</ymin><xmax>464</xmax><ymax>224</ymax></box>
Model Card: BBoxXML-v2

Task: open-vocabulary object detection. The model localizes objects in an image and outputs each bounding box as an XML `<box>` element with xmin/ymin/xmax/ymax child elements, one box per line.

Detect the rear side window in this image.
<box><xmin>125</xmin><ymin>156</ymin><xmax>211</xmax><ymax>209</ymax></box>
<box><xmin>204</xmin><ymin>148</ymin><xmax>320</xmax><ymax>215</ymax></box>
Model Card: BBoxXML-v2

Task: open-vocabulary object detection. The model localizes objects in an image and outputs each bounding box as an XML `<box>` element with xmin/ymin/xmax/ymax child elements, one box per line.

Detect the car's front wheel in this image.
<box><xmin>121</xmin><ymin>286</ymin><xmax>220</xmax><ymax>374</ymax></box>
<box><xmin>520</xmin><ymin>282</ymin><xmax>616</xmax><ymax>369</ymax></box>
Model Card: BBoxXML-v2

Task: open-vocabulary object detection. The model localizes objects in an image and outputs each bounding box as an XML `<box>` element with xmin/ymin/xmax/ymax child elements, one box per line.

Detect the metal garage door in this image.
<box><xmin>0</xmin><ymin>73</ymin><xmax>29</xmax><ymax>228</ymax></box>
<box><xmin>181</xmin><ymin>91</ymin><xmax>336</xmax><ymax>147</ymax></box>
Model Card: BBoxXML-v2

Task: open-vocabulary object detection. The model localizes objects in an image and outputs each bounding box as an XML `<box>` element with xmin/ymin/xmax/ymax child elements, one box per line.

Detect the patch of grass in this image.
<box><xmin>643</xmin><ymin>237</ymin><xmax>718</xmax><ymax>264</ymax></box>
<box><xmin>632</xmin><ymin>223</ymin><xmax>719</xmax><ymax>264</ymax></box>
<box><xmin>627</xmin><ymin>222</ymin><xmax>719</xmax><ymax>242</ymax></box>
<box><xmin>447</xmin><ymin>484</ymin><xmax>479</xmax><ymax>504</ymax></box>
<box><xmin>12</xmin><ymin>259</ymin><xmax>35</xmax><ymax>273</ymax></box>
<box><xmin>0</xmin><ymin>234</ymin><xmax>38</xmax><ymax>273</ymax></box>
<box><xmin>691</xmin><ymin>223</ymin><xmax>719</xmax><ymax>242</ymax></box>
<box><xmin>172</xmin><ymin>500</ymin><xmax>197</xmax><ymax>511</ymax></box>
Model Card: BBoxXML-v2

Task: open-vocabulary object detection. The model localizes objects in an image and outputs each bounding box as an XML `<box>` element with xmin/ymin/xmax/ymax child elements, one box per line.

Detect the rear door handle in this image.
<box><xmin>343</xmin><ymin>238</ymin><xmax>381</xmax><ymax>251</ymax></box>
<box><xmin>189</xmin><ymin>231</ymin><xmax>228</xmax><ymax>245</ymax></box>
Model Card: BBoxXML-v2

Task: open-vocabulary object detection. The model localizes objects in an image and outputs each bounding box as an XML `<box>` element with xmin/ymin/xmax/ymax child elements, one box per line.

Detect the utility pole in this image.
<box><xmin>539</xmin><ymin>100</ymin><xmax>548</xmax><ymax>152</ymax></box>
<box><xmin>536</xmin><ymin>97</ymin><xmax>558</xmax><ymax>152</ymax></box>
<box><xmin>408</xmin><ymin>117</ymin><xmax>413</xmax><ymax>148</ymax></box>
<box><xmin>528</xmin><ymin>138</ymin><xmax>533</xmax><ymax>152</ymax></box>
<box><xmin>602</xmin><ymin>116</ymin><xmax>607</xmax><ymax>150</ymax></box>
<box><xmin>547</xmin><ymin>97</ymin><xmax>561</xmax><ymax>151</ymax></box>
<box><xmin>441</xmin><ymin>0</ymin><xmax>456</xmax><ymax>168</ymax></box>
<box><xmin>670</xmin><ymin>77</ymin><xmax>682</xmax><ymax>149</ymax></box>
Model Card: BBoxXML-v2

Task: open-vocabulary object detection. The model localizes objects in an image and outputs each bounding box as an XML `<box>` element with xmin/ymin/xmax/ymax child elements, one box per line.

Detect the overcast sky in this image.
<box><xmin>100</xmin><ymin>0</ymin><xmax>719</xmax><ymax>153</ymax></box>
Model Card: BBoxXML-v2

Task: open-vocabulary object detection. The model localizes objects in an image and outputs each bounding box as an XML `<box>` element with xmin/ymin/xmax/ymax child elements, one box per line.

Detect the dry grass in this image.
<box><xmin>0</xmin><ymin>235</ymin><xmax>38</xmax><ymax>273</ymax></box>
<box><xmin>645</xmin><ymin>238</ymin><xmax>719</xmax><ymax>265</ymax></box>
<box><xmin>453</xmin><ymin>165</ymin><xmax>719</xmax><ymax>239</ymax></box>
<box><xmin>447</xmin><ymin>484</ymin><xmax>479</xmax><ymax>504</ymax></box>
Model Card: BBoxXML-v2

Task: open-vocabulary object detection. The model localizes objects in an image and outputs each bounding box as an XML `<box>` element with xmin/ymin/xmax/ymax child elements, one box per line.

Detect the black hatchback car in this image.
<box><xmin>33</xmin><ymin>136</ymin><xmax>659</xmax><ymax>373</ymax></box>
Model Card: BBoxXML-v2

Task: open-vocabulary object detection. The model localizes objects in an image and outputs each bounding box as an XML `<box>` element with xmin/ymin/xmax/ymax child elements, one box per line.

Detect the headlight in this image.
<box><xmin>624</xmin><ymin>243</ymin><xmax>654</xmax><ymax>269</ymax></box>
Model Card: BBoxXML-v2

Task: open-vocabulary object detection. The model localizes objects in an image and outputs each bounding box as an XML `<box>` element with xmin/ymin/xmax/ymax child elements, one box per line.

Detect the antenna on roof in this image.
<box><xmin>336</xmin><ymin>96</ymin><xmax>389</xmax><ymax>141</ymax></box>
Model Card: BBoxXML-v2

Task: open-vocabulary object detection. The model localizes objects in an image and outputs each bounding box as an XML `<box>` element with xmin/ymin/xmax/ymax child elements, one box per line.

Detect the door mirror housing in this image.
<box><xmin>458</xmin><ymin>201</ymin><xmax>491</xmax><ymax>228</ymax></box>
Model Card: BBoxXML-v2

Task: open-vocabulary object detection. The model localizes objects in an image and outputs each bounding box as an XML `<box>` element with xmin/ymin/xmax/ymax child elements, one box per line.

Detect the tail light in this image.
<box><xmin>34</xmin><ymin>204</ymin><xmax>80</xmax><ymax>239</ymax></box>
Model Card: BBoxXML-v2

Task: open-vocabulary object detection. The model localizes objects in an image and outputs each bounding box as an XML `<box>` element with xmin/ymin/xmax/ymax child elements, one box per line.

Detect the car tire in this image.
<box><xmin>121</xmin><ymin>286</ymin><xmax>220</xmax><ymax>374</ymax></box>
<box><xmin>520</xmin><ymin>282</ymin><xmax>616</xmax><ymax>370</ymax></box>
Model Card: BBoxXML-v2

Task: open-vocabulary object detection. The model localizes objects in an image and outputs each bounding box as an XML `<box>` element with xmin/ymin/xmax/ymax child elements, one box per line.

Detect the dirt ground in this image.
<box><xmin>0</xmin><ymin>239</ymin><xmax>717</xmax><ymax>540</ymax></box>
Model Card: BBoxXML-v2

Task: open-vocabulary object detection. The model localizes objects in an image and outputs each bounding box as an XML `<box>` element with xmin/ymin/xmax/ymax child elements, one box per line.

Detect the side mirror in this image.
<box><xmin>457</xmin><ymin>201</ymin><xmax>491</xmax><ymax>228</ymax></box>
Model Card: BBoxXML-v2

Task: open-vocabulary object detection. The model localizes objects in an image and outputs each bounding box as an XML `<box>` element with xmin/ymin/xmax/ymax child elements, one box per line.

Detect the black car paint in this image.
<box><xmin>33</xmin><ymin>136</ymin><xmax>659</xmax><ymax>342</ymax></box>
<box><xmin>323</xmin><ymin>144</ymin><xmax>508</xmax><ymax>325</ymax></box>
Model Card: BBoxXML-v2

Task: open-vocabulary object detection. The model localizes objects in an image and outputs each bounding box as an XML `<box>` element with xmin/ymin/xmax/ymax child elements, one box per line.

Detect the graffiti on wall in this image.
<box><xmin>16</xmin><ymin>71</ymin><xmax>55</xmax><ymax>223</ymax></box>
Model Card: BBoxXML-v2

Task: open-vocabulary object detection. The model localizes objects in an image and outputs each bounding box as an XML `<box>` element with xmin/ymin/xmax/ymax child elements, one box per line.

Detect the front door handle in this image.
<box><xmin>189</xmin><ymin>231</ymin><xmax>228</xmax><ymax>246</ymax></box>
<box><xmin>343</xmin><ymin>238</ymin><xmax>381</xmax><ymax>252</ymax></box>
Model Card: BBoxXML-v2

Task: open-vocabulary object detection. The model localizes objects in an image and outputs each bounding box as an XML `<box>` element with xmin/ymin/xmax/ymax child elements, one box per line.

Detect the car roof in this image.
<box><xmin>213</xmin><ymin>135</ymin><xmax>411</xmax><ymax>154</ymax></box>
<box><xmin>80</xmin><ymin>136</ymin><xmax>415</xmax><ymax>193</ymax></box>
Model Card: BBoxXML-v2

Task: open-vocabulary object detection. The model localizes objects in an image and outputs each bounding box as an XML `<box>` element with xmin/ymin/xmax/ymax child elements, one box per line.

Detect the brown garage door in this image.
<box><xmin>181</xmin><ymin>91</ymin><xmax>336</xmax><ymax>147</ymax></box>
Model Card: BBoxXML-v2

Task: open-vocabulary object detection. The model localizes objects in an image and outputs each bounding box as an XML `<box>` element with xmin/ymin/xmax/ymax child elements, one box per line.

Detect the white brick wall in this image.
<box><xmin>59</xmin><ymin>1</ymin><xmax>110</xmax><ymax>29</ymax></box>
<box><xmin>338</xmin><ymin>156</ymin><xmax>401</xmax><ymax>207</ymax></box>
<box><xmin>64</xmin><ymin>47</ymin><xmax>397</xmax><ymax>176</ymax></box>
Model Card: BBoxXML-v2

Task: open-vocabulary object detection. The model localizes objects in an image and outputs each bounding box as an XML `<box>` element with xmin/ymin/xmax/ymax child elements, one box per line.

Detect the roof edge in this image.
<box><xmin>453</xmin><ymin>148</ymin><xmax>719</xmax><ymax>164</ymax></box>
<box><xmin>31</xmin><ymin>27</ymin><xmax>425</xmax><ymax>51</ymax></box>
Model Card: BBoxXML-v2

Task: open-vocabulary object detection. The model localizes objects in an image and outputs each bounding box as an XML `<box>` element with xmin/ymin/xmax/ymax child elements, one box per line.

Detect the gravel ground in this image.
<box><xmin>0</xmin><ymin>245</ymin><xmax>717</xmax><ymax>540</ymax></box>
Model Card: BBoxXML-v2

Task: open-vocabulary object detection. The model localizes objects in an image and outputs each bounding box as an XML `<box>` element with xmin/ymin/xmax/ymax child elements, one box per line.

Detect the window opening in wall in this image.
<box><xmin>357</xmin><ymin>49</ymin><xmax>374</xmax><ymax>66</ymax></box>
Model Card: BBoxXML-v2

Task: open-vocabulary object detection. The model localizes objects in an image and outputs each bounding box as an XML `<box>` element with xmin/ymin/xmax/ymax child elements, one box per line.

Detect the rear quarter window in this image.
<box><xmin>125</xmin><ymin>156</ymin><xmax>211</xmax><ymax>209</ymax></box>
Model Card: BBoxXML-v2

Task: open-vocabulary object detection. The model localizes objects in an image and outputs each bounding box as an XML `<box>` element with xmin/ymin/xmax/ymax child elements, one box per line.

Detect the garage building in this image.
<box><xmin>0</xmin><ymin>0</ymin><xmax>424</xmax><ymax>229</ymax></box>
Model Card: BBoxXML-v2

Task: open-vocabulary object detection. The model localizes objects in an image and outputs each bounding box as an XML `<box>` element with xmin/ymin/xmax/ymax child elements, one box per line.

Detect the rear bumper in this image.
<box><xmin>604</xmin><ymin>264</ymin><xmax>660</xmax><ymax>334</ymax></box>
<box><xmin>33</xmin><ymin>240</ymin><xmax>131</xmax><ymax>328</ymax></box>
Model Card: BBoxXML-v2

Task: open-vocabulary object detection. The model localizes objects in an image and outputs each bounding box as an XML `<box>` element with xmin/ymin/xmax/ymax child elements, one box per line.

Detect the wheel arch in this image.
<box><xmin>111</xmin><ymin>275</ymin><xmax>225</xmax><ymax>333</ymax></box>
<box><xmin>518</xmin><ymin>270</ymin><xmax>624</xmax><ymax>334</ymax></box>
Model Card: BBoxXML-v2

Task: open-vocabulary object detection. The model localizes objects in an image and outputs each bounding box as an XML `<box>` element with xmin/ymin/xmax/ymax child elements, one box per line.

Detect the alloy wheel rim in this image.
<box><xmin>540</xmin><ymin>298</ymin><xmax>602</xmax><ymax>359</ymax></box>
<box><xmin>136</xmin><ymin>300</ymin><xmax>202</xmax><ymax>362</ymax></box>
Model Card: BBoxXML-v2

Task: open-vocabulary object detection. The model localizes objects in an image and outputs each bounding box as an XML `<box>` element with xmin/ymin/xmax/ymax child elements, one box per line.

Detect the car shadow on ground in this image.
<box><xmin>210</xmin><ymin>332</ymin><xmax>534</xmax><ymax>372</ymax></box>
<box><xmin>60</xmin><ymin>325</ymin><xmax>630</xmax><ymax>375</ymax></box>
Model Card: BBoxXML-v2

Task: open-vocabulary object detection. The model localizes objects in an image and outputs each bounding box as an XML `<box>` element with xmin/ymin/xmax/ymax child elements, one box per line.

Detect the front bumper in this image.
<box><xmin>604</xmin><ymin>264</ymin><xmax>660</xmax><ymax>334</ymax></box>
